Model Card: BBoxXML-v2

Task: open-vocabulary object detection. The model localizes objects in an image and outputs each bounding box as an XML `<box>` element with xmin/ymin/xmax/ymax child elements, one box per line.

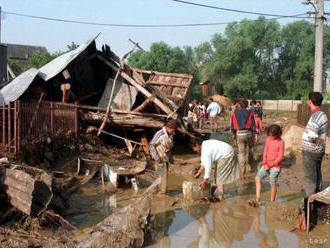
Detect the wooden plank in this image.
<box><xmin>147</xmin><ymin>81</ymin><xmax>189</xmax><ymax>88</ymax></box>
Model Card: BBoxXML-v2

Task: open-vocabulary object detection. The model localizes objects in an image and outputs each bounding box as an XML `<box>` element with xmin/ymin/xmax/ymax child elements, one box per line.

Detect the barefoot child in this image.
<box><xmin>253</xmin><ymin>124</ymin><xmax>284</xmax><ymax>206</ymax></box>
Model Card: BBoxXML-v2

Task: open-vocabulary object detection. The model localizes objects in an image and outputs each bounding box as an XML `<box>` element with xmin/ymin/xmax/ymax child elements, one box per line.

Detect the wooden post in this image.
<box><xmin>13</xmin><ymin>101</ymin><xmax>17</xmax><ymax>156</ymax></box>
<box><xmin>50</xmin><ymin>102</ymin><xmax>54</xmax><ymax>136</ymax></box>
<box><xmin>2</xmin><ymin>104</ymin><xmax>5</xmax><ymax>145</ymax></box>
<box><xmin>97</xmin><ymin>68</ymin><xmax>121</xmax><ymax>136</ymax></box>
<box><xmin>27</xmin><ymin>93</ymin><xmax>44</xmax><ymax>136</ymax></box>
<box><xmin>17</xmin><ymin>101</ymin><xmax>21</xmax><ymax>155</ymax></box>
<box><xmin>100</xmin><ymin>167</ymin><xmax>105</xmax><ymax>187</ymax></box>
<box><xmin>307</xmin><ymin>198</ymin><xmax>311</xmax><ymax>233</ymax></box>
<box><xmin>8</xmin><ymin>102</ymin><xmax>11</xmax><ymax>152</ymax></box>
<box><xmin>74</xmin><ymin>103</ymin><xmax>78</xmax><ymax>136</ymax></box>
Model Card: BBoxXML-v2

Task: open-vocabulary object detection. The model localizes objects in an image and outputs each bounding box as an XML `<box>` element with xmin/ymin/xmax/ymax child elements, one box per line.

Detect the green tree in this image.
<box><xmin>67</xmin><ymin>42</ymin><xmax>79</xmax><ymax>51</ymax></box>
<box><xmin>278</xmin><ymin>20</ymin><xmax>315</xmax><ymax>99</ymax></box>
<box><xmin>27</xmin><ymin>51</ymin><xmax>55</xmax><ymax>69</ymax></box>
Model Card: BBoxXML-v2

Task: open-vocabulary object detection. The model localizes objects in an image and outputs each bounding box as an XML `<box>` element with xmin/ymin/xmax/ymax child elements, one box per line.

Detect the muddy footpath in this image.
<box><xmin>0</xmin><ymin>112</ymin><xmax>330</xmax><ymax>248</ymax></box>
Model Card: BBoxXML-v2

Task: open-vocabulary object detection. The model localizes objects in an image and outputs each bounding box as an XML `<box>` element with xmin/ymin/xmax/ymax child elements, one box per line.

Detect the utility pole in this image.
<box><xmin>302</xmin><ymin>0</ymin><xmax>325</xmax><ymax>92</ymax></box>
<box><xmin>314</xmin><ymin>0</ymin><xmax>324</xmax><ymax>92</ymax></box>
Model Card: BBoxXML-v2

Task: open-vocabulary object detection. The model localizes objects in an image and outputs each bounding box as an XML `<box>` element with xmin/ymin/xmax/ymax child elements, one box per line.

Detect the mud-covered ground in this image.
<box><xmin>1</xmin><ymin>111</ymin><xmax>330</xmax><ymax>248</ymax></box>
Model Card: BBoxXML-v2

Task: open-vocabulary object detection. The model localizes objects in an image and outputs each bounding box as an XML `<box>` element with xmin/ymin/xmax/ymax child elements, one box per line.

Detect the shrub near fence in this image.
<box><xmin>297</xmin><ymin>104</ymin><xmax>330</xmax><ymax>136</ymax></box>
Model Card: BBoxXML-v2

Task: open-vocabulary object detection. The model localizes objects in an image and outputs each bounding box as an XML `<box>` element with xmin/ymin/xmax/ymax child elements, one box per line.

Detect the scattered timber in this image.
<box><xmin>0</xmin><ymin>164</ymin><xmax>53</xmax><ymax>217</ymax></box>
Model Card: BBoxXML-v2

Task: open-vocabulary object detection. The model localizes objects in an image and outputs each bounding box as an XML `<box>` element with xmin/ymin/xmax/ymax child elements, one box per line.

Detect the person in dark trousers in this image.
<box><xmin>296</xmin><ymin>92</ymin><xmax>328</xmax><ymax>231</ymax></box>
<box><xmin>230</xmin><ymin>99</ymin><xmax>256</xmax><ymax>177</ymax></box>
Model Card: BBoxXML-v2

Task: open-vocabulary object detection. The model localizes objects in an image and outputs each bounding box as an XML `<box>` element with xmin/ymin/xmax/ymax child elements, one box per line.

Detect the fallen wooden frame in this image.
<box><xmin>97</xmin><ymin>55</ymin><xmax>179</xmax><ymax>121</ymax></box>
<box><xmin>0</xmin><ymin>164</ymin><xmax>53</xmax><ymax>217</ymax></box>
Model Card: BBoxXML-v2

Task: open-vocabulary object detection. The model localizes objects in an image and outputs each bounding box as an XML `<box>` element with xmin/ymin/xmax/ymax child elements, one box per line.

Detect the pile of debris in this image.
<box><xmin>0</xmin><ymin>35</ymin><xmax>196</xmax><ymax>247</ymax></box>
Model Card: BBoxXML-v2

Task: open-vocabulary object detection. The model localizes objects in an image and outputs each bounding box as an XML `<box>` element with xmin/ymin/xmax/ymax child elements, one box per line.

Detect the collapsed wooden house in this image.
<box><xmin>0</xmin><ymin>36</ymin><xmax>193</xmax><ymax>156</ymax></box>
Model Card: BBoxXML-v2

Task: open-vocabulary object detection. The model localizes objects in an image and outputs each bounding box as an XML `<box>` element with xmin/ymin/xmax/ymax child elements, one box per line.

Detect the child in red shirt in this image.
<box><xmin>250</xmin><ymin>124</ymin><xmax>284</xmax><ymax>207</ymax></box>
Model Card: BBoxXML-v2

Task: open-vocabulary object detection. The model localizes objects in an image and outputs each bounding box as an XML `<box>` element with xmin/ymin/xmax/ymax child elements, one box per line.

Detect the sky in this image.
<box><xmin>0</xmin><ymin>0</ymin><xmax>329</xmax><ymax>56</ymax></box>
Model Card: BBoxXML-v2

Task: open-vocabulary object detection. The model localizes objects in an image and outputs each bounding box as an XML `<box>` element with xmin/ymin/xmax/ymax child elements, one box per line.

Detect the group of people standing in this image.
<box><xmin>186</xmin><ymin>98</ymin><xmax>222</xmax><ymax>131</ymax></box>
<box><xmin>148</xmin><ymin>92</ymin><xmax>328</xmax><ymax>231</ymax></box>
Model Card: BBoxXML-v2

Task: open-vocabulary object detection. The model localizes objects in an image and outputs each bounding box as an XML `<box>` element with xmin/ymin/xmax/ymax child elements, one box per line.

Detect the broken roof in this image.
<box><xmin>134</xmin><ymin>69</ymin><xmax>193</xmax><ymax>106</ymax></box>
<box><xmin>0</xmin><ymin>37</ymin><xmax>97</xmax><ymax>105</ymax></box>
<box><xmin>0</xmin><ymin>68</ymin><xmax>40</xmax><ymax>105</ymax></box>
<box><xmin>39</xmin><ymin>37</ymin><xmax>97</xmax><ymax>81</ymax></box>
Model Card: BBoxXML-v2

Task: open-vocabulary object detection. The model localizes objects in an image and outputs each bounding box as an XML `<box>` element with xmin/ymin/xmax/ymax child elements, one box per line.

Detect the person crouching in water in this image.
<box><xmin>250</xmin><ymin>124</ymin><xmax>284</xmax><ymax>207</ymax></box>
<box><xmin>192</xmin><ymin>138</ymin><xmax>240</xmax><ymax>201</ymax></box>
<box><xmin>149</xmin><ymin>120</ymin><xmax>177</xmax><ymax>194</ymax></box>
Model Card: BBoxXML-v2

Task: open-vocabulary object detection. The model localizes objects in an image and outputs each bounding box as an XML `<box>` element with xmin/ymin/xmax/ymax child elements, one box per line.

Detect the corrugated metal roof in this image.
<box><xmin>0</xmin><ymin>68</ymin><xmax>40</xmax><ymax>105</ymax></box>
<box><xmin>39</xmin><ymin>36</ymin><xmax>97</xmax><ymax>81</ymax></box>
<box><xmin>0</xmin><ymin>36</ymin><xmax>98</xmax><ymax>105</ymax></box>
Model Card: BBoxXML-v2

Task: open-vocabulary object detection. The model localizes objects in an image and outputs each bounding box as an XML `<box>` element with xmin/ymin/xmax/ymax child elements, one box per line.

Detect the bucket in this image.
<box><xmin>182</xmin><ymin>181</ymin><xmax>211</xmax><ymax>200</ymax></box>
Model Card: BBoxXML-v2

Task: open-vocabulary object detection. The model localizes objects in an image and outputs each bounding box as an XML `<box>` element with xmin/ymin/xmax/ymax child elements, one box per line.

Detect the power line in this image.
<box><xmin>171</xmin><ymin>0</ymin><xmax>313</xmax><ymax>19</ymax></box>
<box><xmin>3</xmin><ymin>10</ymin><xmax>310</xmax><ymax>28</ymax></box>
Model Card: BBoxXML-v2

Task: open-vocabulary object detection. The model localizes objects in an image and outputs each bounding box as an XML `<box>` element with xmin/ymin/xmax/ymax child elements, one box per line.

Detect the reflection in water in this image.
<box><xmin>146</xmin><ymin>201</ymin><xmax>302</xmax><ymax>248</ymax></box>
<box><xmin>253</xmin><ymin>210</ymin><xmax>279</xmax><ymax>248</ymax></box>
<box><xmin>187</xmin><ymin>203</ymin><xmax>254</xmax><ymax>248</ymax></box>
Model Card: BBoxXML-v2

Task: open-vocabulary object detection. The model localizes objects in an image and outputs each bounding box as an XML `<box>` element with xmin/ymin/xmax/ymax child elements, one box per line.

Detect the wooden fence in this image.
<box><xmin>0</xmin><ymin>101</ymin><xmax>78</xmax><ymax>156</ymax></box>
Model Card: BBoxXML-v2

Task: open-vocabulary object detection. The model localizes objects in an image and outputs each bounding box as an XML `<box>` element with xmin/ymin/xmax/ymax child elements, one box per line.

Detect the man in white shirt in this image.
<box><xmin>192</xmin><ymin>138</ymin><xmax>240</xmax><ymax>200</ymax></box>
<box><xmin>207</xmin><ymin>98</ymin><xmax>222</xmax><ymax>132</ymax></box>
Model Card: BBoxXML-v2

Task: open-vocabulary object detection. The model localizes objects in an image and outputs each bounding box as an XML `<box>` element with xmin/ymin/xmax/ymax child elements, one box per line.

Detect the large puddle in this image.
<box><xmin>145</xmin><ymin>206</ymin><xmax>299</xmax><ymax>247</ymax></box>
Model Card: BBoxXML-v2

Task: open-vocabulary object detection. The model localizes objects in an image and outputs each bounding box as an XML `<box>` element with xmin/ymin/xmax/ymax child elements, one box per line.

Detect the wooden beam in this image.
<box><xmin>97</xmin><ymin>55</ymin><xmax>178</xmax><ymax>120</ymax></box>
<box><xmin>81</xmin><ymin>111</ymin><xmax>165</xmax><ymax>129</ymax></box>
<box><xmin>132</xmin><ymin>95</ymin><xmax>155</xmax><ymax>112</ymax></box>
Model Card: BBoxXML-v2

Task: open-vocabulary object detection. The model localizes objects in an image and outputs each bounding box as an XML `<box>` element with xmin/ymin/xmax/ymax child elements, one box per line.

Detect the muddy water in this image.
<box><xmin>145</xmin><ymin>204</ymin><xmax>299</xmax><ymax>247</ymax></box>
<box><xmin>62</xmin><ymin>185</ymin><xmax>139</xmax><ymax>228</ymax></box>
<box><xmin>144</xmin><ymin>149</ymin><xmax>330</xmax><ymax>248</ymax></box>
<box><xmin>145</xmin><ymin>183</ymin><xmax>329</xmax><ymax>248</ymax></box>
